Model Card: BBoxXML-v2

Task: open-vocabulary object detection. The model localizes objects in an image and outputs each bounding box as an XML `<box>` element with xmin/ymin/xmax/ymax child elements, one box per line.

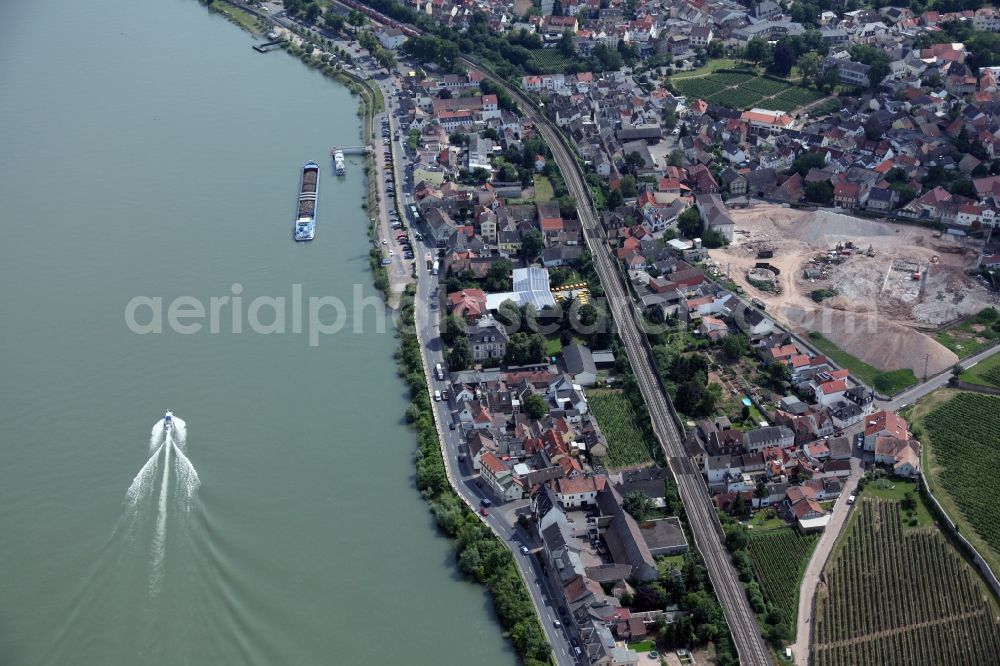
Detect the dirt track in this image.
<box><xmin>709</xmin><ymin>205</ymin><xmax>998</xmax><ymax>377</ymax></box>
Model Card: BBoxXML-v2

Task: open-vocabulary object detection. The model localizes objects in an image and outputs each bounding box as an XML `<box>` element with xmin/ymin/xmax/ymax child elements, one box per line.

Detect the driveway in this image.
<box><xmin>790</xmin><ymin>456</ymin><xmax>863</xmax><ymax>665</ymax></box>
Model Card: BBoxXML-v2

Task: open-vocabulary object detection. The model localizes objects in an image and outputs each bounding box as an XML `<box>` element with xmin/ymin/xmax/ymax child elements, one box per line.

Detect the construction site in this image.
<box><xmin>710</xmin><ymin>205</ymin><xmax>1000</xmax><ymax>378</ymax></box>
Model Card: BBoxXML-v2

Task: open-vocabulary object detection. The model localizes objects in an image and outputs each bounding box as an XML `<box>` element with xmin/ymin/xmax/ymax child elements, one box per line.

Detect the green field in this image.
<box><xmin>960</xmin><ymin>351</ymin><xmax>1000</xmax><ymax>387</ymax></box>
<box><xmin>672</xmin><ymin>70</ymin><xmax>822</xmax><ymax>111</ymax></box>
<box><xmin>742</xmin><ymin>77</ymin><xmax>791</xmax><ymax>97</ymax></box>
<box><xmin>527</xmin><ymin>49</ymin><xmax>573</xmax><ymax>73</ymax></box>
<box><xmin>533</xmin><ymin>175</ymin><xmax>554</xmax><ymax>201</ymax></box>
<box><xmin>860</xmin><ymin>477</ymin><xmax>933</xmax><ymax>528</ymax></box>
<box><xmin>748</xmin><ymin>508</ymin><xmax>787</xmax><ymax>531</ymax></box>
<box><xmin>746</xmin><ymin>529</ymin><xmax>818</xmax><ymax>626</ymax></box>
<box><xmin>807</xmin><ymin>98</ymin><xmax>843</xmax><ymax>116</ymax></box>
<box><xmin>807</xmin><ymin>332</ymin><xmax>917</xmax><ymax>395</ymax></box>
<box><xmin>588</xmin><ymin>390</ymin><xmax>654</xmax><ymax>468</ymax></box>
<box><xmin>214</xmin><ymin>3</ymin><xmax>262</xmax><ymax>33</ymax></box>
<box><xmin>766</xmin><ymin>87</ymin><xmax>825</xmax><ymax>113</ymax></box>
<box><xmin>812</xmin><ymin>498</ymin><xmax>1000</xmax><ymax>666</ymax></box>
<box><xmin>919</xmin><ymin>392</ymin><xmax>1000</xmax><ymax>574</ymax></box>
<box><xmin>936</xmin><ymin>308</ymin><xmax>1000</xmax><ymax>359</ymax></box>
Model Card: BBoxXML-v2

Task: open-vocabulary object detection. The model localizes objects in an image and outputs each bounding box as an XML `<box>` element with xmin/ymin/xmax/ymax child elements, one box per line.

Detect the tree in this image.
<box><xmin>523</xmin><ymin>392</ymin><xmax>548</xmax><ymax>419</ymax></box>
<box><xmin>505</xmin><ymin>332</ymin><xmax>547</xmax><ymax>366</ymax></box>
<box><xmin>816</xmin><ymin>65</ymin><xmax>840</xmax><ymax>93</ymax></box>
<box><xmin>723</xmin><ymin>522</ymin><xmax>748</xmax><ymax>551</ymax></box>
<box><xmin>578</xmin><ymin>303</ymin><xmax>599</xmax><ymax>328</ymax></box>
<box><xmin>624</xmin><ymin>150</ymin><xmax>646</xmax><ymax>174</ymax></box>
<box><xmin>623</xmin><ymin>491</ymin><xmax>655</xmax><ymax>522</ymax></box>
<box><xmin>606</xmin><ymin>188</ymin><xmax>625</xmax><ymax>209</ymax></box>
<box><xmin>374</xmin><ymin>48</ymin><xmax>396</xmax><ymax>70</ymax></box>
<box><xmin>347</xmin><ymin>9</ymin><xmax>367</xmax><ymax>34</ymax></box>
<box><xmin>558</xmin><ymin>29</ymin><xmax>575</xmax><ymax>57</ymax></box>
<box><xmin>557</xmin><ymin>195</ymin><xmax>576</xmax><ymax>218</ymax></box>
<box><xmin>763</xmin><ymin>361</ymin><xmax>790</xmax><ymax>391</ymax></box>
<box><xmin>484</xmin><ymin>259</ymin><xmax>513</xmax><ymax>292</ymax></box>
<box><xmin>668</xmin><ymin>149</ymin><xmax>684</xmax><ymax>167</ymax></box>
<box><xmin>448</xmin><ymin>336</ymin><xmax>472</xmax><ymax>371</ymax></box>
<box><xmin>520</xmin><ymin>230</ymin><xmax>545</xmax><ymax>263</ymax></box>
<box><xmin>324</xmin><ymin>10</ymin><xmax>345</xmax><ymax>33</ymax></box>
<box><xmin>592</xmin><ymin>43</ymin><xmax>624</xmax><ymax>71</ymax></box>
<box><xmin>720</xmin><ymin>334</ymin><xmax>747</xmax><ymax>363</ymax></box>
<box><xmin>442</xmin><ymin>315</ymin><xmax>466</xmax><ymax>345</ymax></box>
<box><xmin>804</xmin><ymin>180</ymin><xmax>834</xmax><ymax>205</ymax></box>
<box><xmin>849</xmin><ymin>44</ymin><xmax>890</xmax><ymax>88</ymax></box>
<box><xmin>731</xmin><ymin>492</ymin><xmax>750</xmax><ymax>519</ymax></box>
<box><xmin>304</xmin><ymin>2</ymin><xmax>321</xmax><ymax>23</ymax></box>
<box><xmin>678</xmin><ymin>206</ymin><xmax>704</xmax><ymax>239</ymax></box>
<box><xmin>552</xmin><ymin>0</ymin><xmax>563</xmax><ymax>15</ymax></box>
<box><xmin>745</xmin><ymin>37</ymin><xmax>771</xmax><ymax>65</ymax></box>
<box><xmin>702</xmin><ymin>229</ymin><xmax>727</xmax><ymax>248</ymax></box>
<box><xmin>662</xmin><ymin>107</ymin><xmax>678</xmax><ymax>130</ymax></box>
<box><xmin>792</xmin><ymin>151</ymin><xmax>826</xmax><ymax>177</ymax></box>
<box><xmin>675</xmin><ymin>380</ymin><xmax>706</xmax><ymax>415</ymax></box>
<box><xmin>621</xmin><ymin>174</ymin><xmax>638</xmax><ymax>198</ymax></box>
<box><xmin>797</xmin><ymin>52</ymin><xmax>821</xmax><ymax>86</ymax></box>
<box><xmin>769</xmin><ymin>42</ymin><xmax>795</xmax><ymax>77</ymax></box>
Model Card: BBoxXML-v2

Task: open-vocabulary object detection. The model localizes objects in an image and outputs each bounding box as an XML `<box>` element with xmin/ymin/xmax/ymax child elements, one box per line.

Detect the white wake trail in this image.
<box><xmin>149</xmin><ymin>435</ymin><xmax>172</xmax><ymax>595</ymax></box>
<box><xmin>171</xmin><ymin>416</ymin><xmax>188</xmax><ymax>450</ymax></box>
<box><xmin>126</xmin><ymin>443</ymin><xmax>162</xmax><ymax>507</ymax></box>
<box><xmin>172</xmin><ymin>444</ymin><xmax>201</xmax><ymax>510</ymax></box>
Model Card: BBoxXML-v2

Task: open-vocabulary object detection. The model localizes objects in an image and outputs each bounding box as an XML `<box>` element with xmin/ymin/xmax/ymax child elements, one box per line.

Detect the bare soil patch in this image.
<box><xmin>710</xmin><ymin>205</ymin><xmax>999</xmax><ymax>377</ymax></box>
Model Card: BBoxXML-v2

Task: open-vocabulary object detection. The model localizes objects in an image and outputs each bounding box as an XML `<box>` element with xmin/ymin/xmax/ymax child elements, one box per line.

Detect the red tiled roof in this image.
<box><xmin>865</xmin><ymin>410</ymin><xmax>909</xmax><ymax>438</ymax></box>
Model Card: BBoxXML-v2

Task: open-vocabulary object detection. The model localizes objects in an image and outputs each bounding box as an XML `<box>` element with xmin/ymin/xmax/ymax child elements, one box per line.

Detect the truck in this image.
<box><xmin>434</xmin><ymin>363</ymin><xmax>445</xmax><ymax>380</ymax></box>
<box><xmin>432</xmin><ymin>260</ymin><xmax>439</xmax><ymax>276</ymax></box>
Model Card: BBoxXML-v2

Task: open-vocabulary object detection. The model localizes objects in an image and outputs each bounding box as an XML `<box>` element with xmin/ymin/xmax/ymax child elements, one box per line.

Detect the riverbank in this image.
<box><xmin>395</xmin><ymin>289</ymin><xmax>552</xmax><ymax>664</ymax></box>
<box><xmin>211</xmin><ymin>8</ymin><xmax>542</xmax><ymax>661</ymax></box>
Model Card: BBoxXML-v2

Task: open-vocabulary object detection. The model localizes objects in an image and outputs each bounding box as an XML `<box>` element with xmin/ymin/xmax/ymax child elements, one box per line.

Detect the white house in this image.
<box><xmin>480</xmin><ymin>451</ymin><xmax>524</xmax><ymax>502</ymax></box>
<box><xmin>376</xmin><ymin>27</ymin><xmax>408</xmax><ymax>50</ymax></box>
<box><xmin>556</xmin><ymin>475</ymin><xmax>606</xmax><ymax>508</ymax></box>
<box><xmin>704</xmin><ymin>455</ymin><xmax>741</xmax><ymax>484</ymax></box>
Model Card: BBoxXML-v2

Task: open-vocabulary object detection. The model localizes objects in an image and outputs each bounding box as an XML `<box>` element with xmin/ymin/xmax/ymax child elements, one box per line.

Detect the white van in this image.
<box><xmin>435</xmin><ymin>363</ymin><xmax>445</xmax><ymax>380</ymax></box>
<box><xmin>433</xmin><ymin>390</ymin><xmax>442</xmax><ymax>402</ymax></box>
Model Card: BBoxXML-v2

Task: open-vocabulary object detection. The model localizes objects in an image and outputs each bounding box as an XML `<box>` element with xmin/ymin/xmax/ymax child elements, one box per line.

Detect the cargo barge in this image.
<box><xmin>294</xmin><ymin>161</ymin><xmax>319</xmax><ymax>241</ymax></box>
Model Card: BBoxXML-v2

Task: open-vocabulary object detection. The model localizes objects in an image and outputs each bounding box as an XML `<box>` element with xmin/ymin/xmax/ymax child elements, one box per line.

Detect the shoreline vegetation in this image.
<box><xmin>395</xmin><ymin>288</ymin><xmax>552</xmax><ymax>664</ymax></box>
<box><xmin>205</xmin><ymin>3</ymin><xmax>550</xmax><ymax>661</ymax></box>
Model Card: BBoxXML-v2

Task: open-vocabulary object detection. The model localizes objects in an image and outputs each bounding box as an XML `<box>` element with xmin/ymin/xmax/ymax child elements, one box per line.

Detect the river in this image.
<box><xmin>0</xmin><ymin>1</ymin><xmax>515</xmax><ymax>664</ymax></box>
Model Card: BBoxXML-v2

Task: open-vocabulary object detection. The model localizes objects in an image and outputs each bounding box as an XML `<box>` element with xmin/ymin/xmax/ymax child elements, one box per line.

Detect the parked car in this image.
<box><xmin>847</xmin><ymin>493</ymin><xmax>857</xmax><ymax>505</ymax></box>
<box><xmin>433</xmin><ymin>390</ymin><xmax>441</xmax><ymax>401</ymax></box>
<box><xmin>520</xmin><ymin>545</ymin><xmax>529</xmax><ymax>555</ymax></box>
<box><xmin>479</xmin><ymin>497</ymin><xmax>491</xmax><ymax>508</ymax></box>
<box><xmin>479</xmin><ymin>507</ymin><xmax>489</xmax><ymax>517</ymax></box>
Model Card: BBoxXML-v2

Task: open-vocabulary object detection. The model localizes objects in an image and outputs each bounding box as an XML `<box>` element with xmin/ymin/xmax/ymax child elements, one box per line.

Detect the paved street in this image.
<box><xmin>881</xmin><ymin>343</ymin><xmax>1000</xmax><ymax>412</ymax></box>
